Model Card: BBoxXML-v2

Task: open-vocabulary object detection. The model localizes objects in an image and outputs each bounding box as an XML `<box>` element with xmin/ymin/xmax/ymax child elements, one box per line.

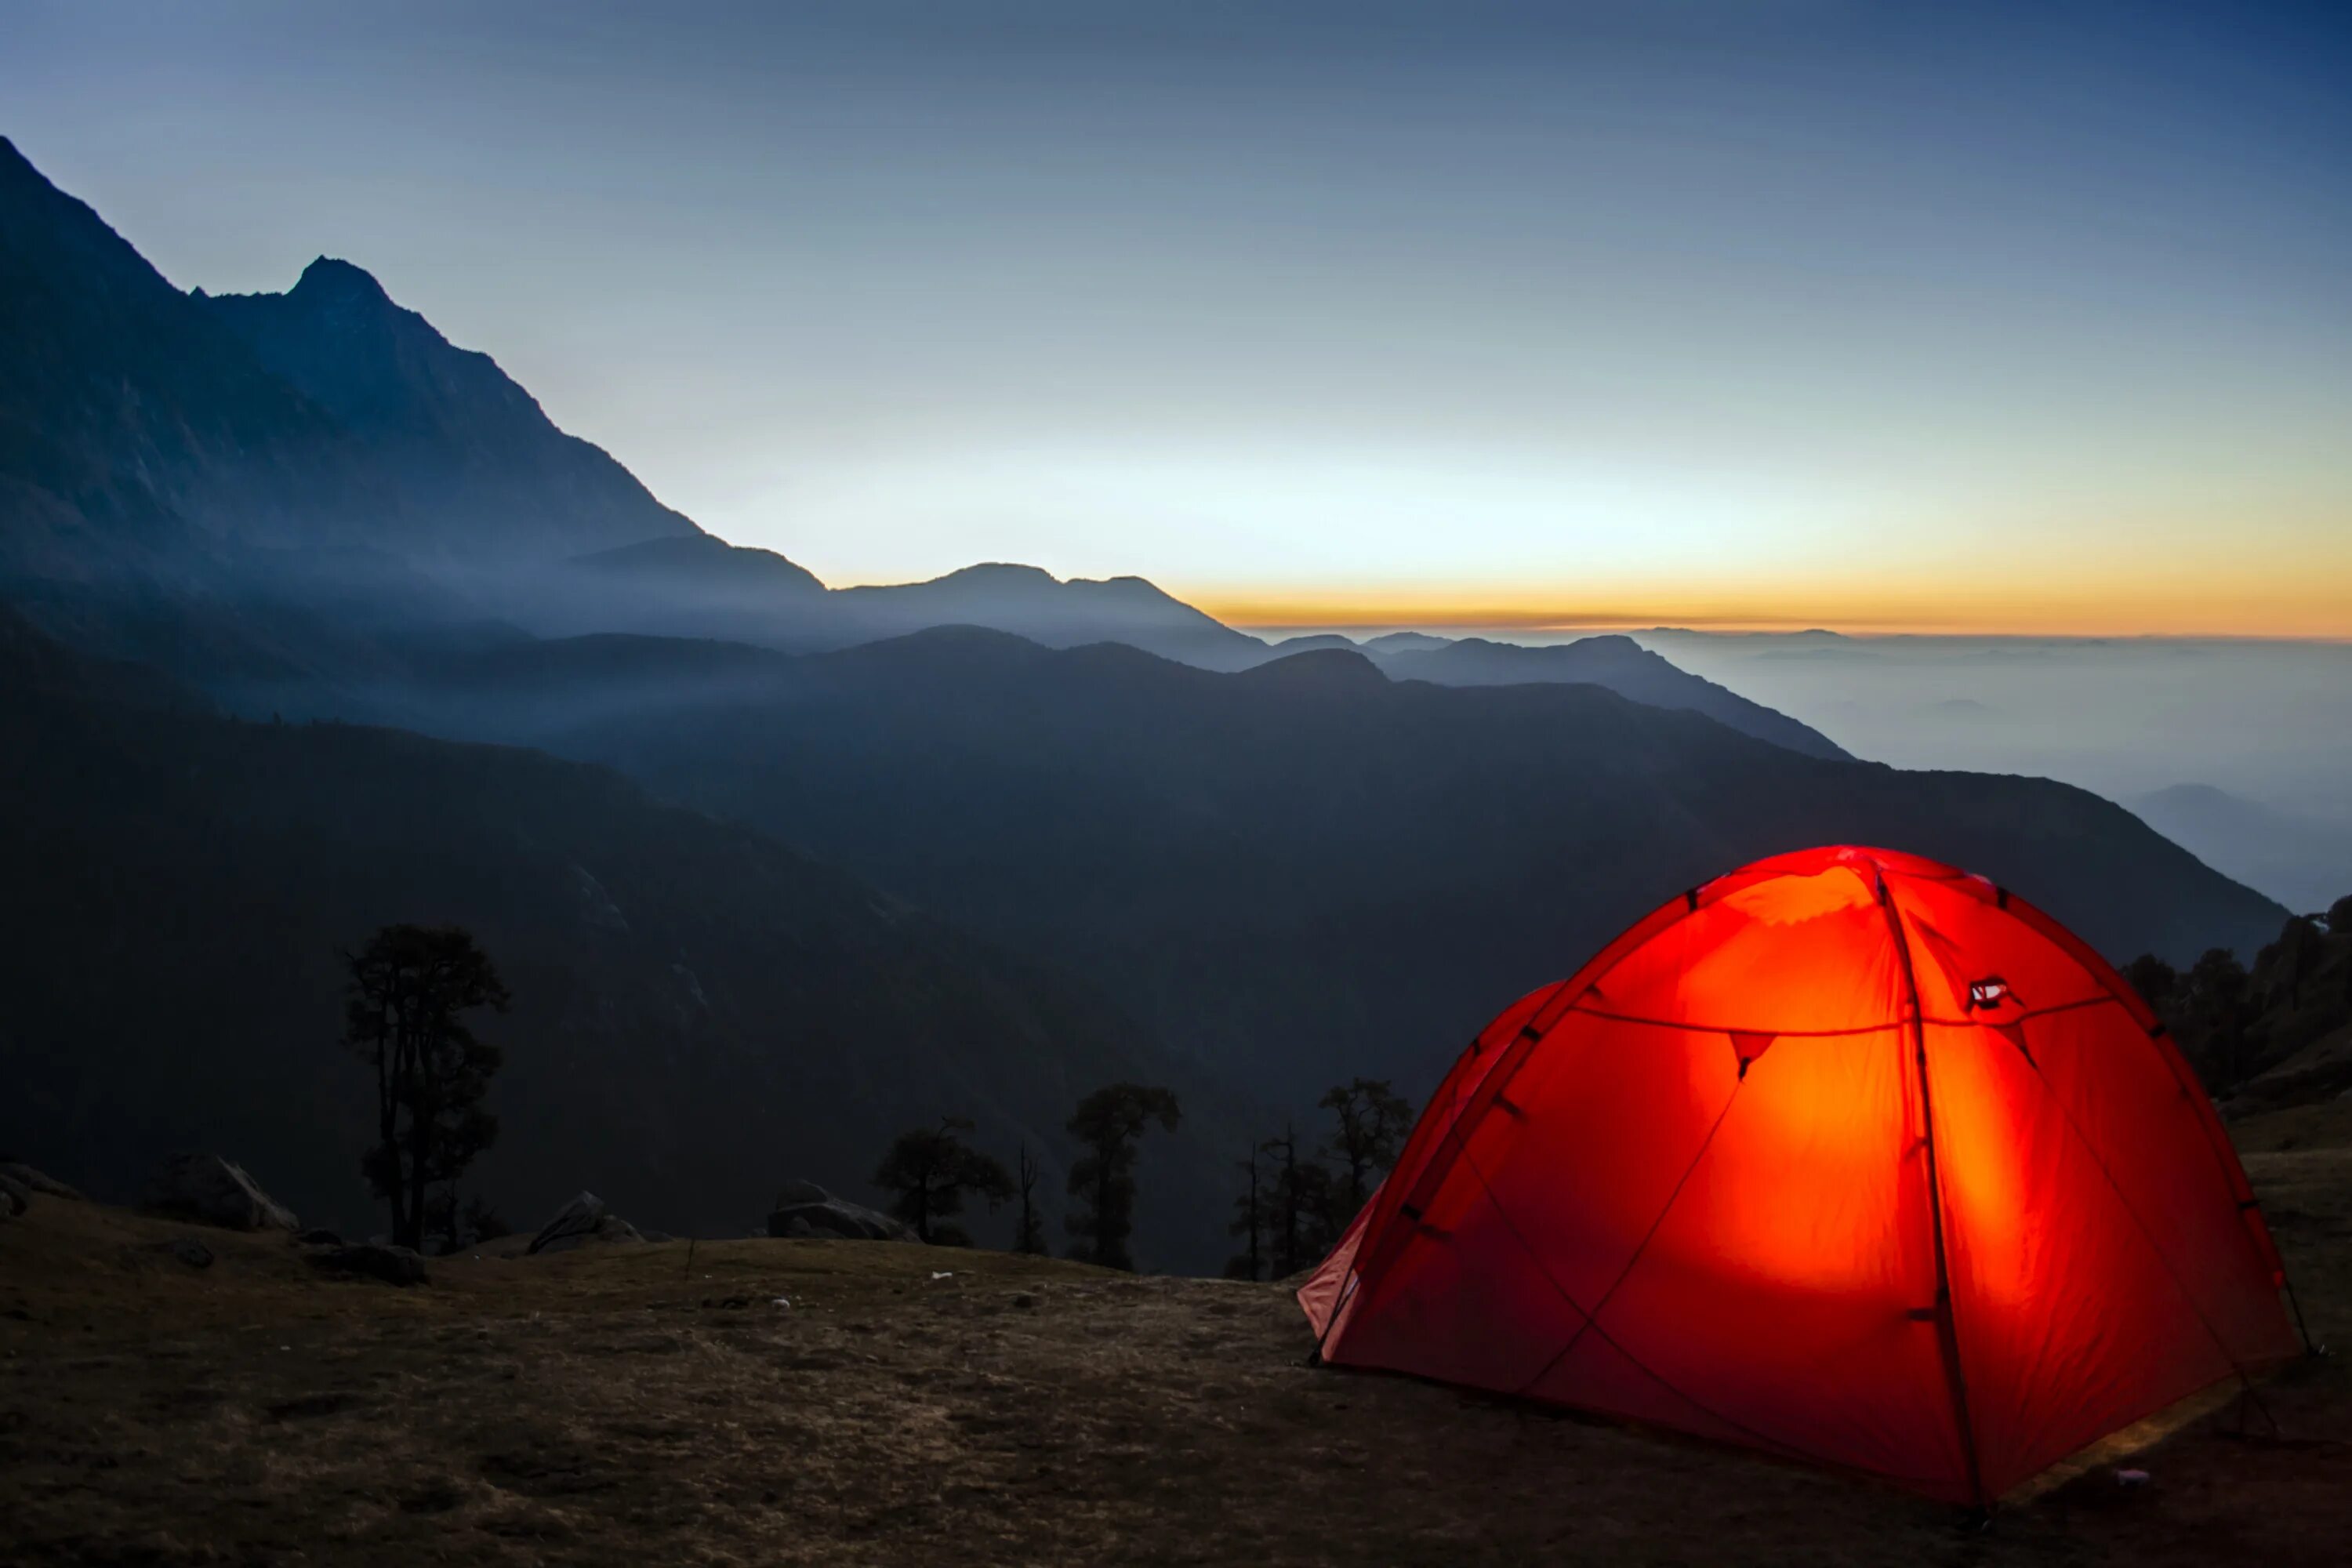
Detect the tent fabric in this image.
<box><xmin>1300</xmin><ymin>844</ymin><xmax>2300</xmax><ymax>1504</ymax></box>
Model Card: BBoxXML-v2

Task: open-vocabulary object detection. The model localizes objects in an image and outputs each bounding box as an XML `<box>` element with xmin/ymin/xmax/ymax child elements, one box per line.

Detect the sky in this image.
<box><xmin>7</xmin><ymin>1</ymin><xmax>2350</xmax><ymax>634</ymax></box>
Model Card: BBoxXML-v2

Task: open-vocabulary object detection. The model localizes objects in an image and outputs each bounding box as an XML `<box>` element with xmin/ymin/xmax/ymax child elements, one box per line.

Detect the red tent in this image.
<box><xmin>1300</xmin><ymin>845</ymin><xmax>2302</xmax><ymax>1504</ymax></box>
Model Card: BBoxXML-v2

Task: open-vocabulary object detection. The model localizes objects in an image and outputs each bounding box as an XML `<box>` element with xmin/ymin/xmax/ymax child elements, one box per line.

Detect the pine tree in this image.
<box><xmin>1319</xmin><ymin>1077</ymin><xmax>1414</xmax><ymax>1212</ymax></box>
<box><xmin>1064</xmin><ymin>1083</ymin><xmax>1181</xmax><ymax>1270</ymax></box>
<box><xmin>873</xmin><ymin>1116</ymin><xmax>1014</xmax><ymax>1246</ymax></box>
<box><xmin>341</xmin><ymin>924</ymin><xmax>509</xmax><ymax>1251</ymax></box>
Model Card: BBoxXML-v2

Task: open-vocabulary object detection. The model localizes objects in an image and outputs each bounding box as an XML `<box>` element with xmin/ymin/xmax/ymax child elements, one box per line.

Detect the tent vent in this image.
<box><xmin>1966</xmin><ymin>978</ymin><xmax>2012</xmax><ymax>1011</ymax></box>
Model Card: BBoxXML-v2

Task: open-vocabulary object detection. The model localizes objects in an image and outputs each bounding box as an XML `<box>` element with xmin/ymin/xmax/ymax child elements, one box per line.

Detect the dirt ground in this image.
<box><xmin>5</xmin><ymin>1107</ymin><xmax>2349</xmax><ymax>1567</ymax></box>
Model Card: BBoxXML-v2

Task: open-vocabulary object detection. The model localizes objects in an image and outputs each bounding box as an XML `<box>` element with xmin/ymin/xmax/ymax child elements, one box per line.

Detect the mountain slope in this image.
<box><xmin>205</xmin><ymin>258</ymin><xmax>700</xmax><ymax>561</ymax></box>
<box><xmin>0</xmin><ymin>135</ymin><xmax>345</xmax><ymax>575</ymax></box>
<box><xmin>0</xmin><ymin>612</ymin><xmax>1240</xmax><ymax>1269</ymax></box>
<box><xmin>0</xmin><ymin>136</ymin><xmax>697</xmax><ymax>569</ymax></box>
<box><xmin>1375</xmin><ymin>634</ymin><xmax>1850</xmax><ymax>759</ymax></box>
<box><xmin>2132</xmin><ymin>784</ymin><xmax>2352</xmax><ymax>916</ymax></box>
<box><xmin>397</xmin><ymin>630</ymin><xmax>2286</xmax><ymax>1105</ymax></box>
<box><xmin>521</xmin><ymin>546</ymin><xmax>1269</xmax><ymax>669</ymax></box>
<box><xmin>2</xmin><ymin>138</ymin><xmax>1866</xmax><ymax>755</ymax></box>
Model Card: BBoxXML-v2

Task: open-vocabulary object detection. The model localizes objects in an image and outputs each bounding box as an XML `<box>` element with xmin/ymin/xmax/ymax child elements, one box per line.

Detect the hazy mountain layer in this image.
<box><xmin>0</xmin><ymin>612</ymin><xmax>1241</xmax><ymax>1270</ymax></box>
<box><xmin>1374</xmin><ymin>634</ymin><xmax>1850</xmax><ymax>759</ymax></box>
<box><xmin>1</xmin><ymin>136</ymin><xmax>1853</xmax><ymax>764</ymax></box>
<box><xmin>395</xmin><ymin>628</ymin><xmax>2288</xmax><ymax>1104</ymax></box>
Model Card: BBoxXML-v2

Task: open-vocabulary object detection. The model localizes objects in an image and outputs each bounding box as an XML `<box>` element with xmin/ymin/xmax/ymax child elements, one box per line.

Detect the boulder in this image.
<box><xmin>0</xmin><ymin>1161</ymin><xmax>83</xmax><ymax>1200</ymax></box>
<box><xmin>143</xmin><ymin>1154</ymin><xmax>298</xmax><ymax>1232</ymax></box>
<box><xmin>0</xmin><ymin>1171</ymin><xmax>29</xmax><ymax>1218</ymax></box>
<box><xmin>527</xmin><ymin>1191</ymin><xmax>645</xmax><ymax>1255</ymax></box>
<box><xmin>765</xmin><ymin>1182</ymin><xmax>912</xmax><ymax>1243</ymax></box>
<box><xmin>159</xmin><ymin>1237</ymin><xmax>214</xmax><ymax>1269</ymax></box>
<box><xmin>309</xmin><ymin>1243</ymin><xmax>429</xmax><ymax>1287</ymax></box>
<box><xmin>295</xmin><ymin>1228</ymin><xmax>346</xmax><ymax>1248</ymax></box>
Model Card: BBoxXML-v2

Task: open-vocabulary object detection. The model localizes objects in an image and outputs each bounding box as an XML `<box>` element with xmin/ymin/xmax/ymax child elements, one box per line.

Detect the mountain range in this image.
<box><xmin>380</xmin><ymin>626</ymin><xmax>2281</xmax><ymax>1105</ymax></box>
<box><xmin>0</xmin><ymin>135</ymin><xmax>2299</xmax><ymax>1265</ymax></box>
<box><xmin>0</xmin><ymin>605</ymin><xmax>1243</xmax><ymax>1265</ymax></box>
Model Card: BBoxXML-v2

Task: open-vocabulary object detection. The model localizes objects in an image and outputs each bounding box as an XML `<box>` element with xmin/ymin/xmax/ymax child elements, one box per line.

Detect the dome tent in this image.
<box><xmin>1299</xmin><ymin>845</ymin><xmax>2303</xmax><ymax>1505</ymax></box>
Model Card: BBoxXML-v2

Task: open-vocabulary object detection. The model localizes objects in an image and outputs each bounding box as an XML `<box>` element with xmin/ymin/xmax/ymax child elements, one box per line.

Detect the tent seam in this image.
<box><xmin>1878</xmin><ymin>867</ymin><xmax>1991</xmax><ymax>1510</ymax></box>
<box><xmin>2013</xmin><ymin>1030</ymin><xmax>2275</xmax><ymax>1402</ymax></box>
<box><xmin>1509</xmin><ymin>1074</ymin><xmax>1748</xmax><ymax>1399</ymax></box>
<box><xmin>1457</xmin><ymin>1145</ymin><xmax>1821</xmax><ymax>1469</ymax></box>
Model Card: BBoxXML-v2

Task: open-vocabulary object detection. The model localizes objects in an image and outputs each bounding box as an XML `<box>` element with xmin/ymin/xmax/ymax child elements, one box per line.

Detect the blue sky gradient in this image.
<box><xmin>7</xmin><ymin>1</ymin><xmax>2349</xmax><ymax>630</ymax></box>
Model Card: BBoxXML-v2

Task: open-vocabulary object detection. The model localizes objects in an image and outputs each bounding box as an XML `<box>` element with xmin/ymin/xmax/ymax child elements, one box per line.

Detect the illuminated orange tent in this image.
<box><xmin>1300</xmin><ymin>845</ymin><xmax>2304</xmax><ymax>1504</ymax></box>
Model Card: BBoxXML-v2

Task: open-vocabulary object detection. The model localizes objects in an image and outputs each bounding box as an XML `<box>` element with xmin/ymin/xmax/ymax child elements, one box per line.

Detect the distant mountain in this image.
<box><xmin>2132</xmin><ymin>785</ymin><xmax>2352</xmax><ymax>917</ymax></box>
<box><xmin>1359</xmin><ymin>631</ymin><xmax>1452</xmax><ymax>655</ymax></box>
<box><xmin>0</xmin><ymin>136</ymin><xmax>697</xmax><ymax>571</ymax></box>
<box><xmin>833</xmin><ymin>564</ymin><xmax>1265</xmax><ymax>665</ymax></box>
<box><xmin>1</xmin><ymin>138</ymin><xmax>1870</xmax><ymax>759</ymax></box>
<box><xmin>1259</xmin><ymin>633</ymin><xmax>1362</xmax><ymax>657</ymax></box>
<box><xmin>0</xmin><ymin>610</ymin><xmax>1243</xmax><ymax>1270</ymax></box>
<box><xmin>0</xmin><ymin>135</ymin><xmax>339</xmax><ymax>579</ymax></box>
<box><xmin>391</xmin><ymin>628</ymin><xmax>2286</xmax><ymax>1105</ymax></box>
<box><xmin>205</xmin><ymin>256</ymin><xmax>700</xmax><ymax>561</ymax></box>
<box><xmin>1374</xmin><ymin>635</ymin><xmax>1850</xmax><ymax>760</ymax></box>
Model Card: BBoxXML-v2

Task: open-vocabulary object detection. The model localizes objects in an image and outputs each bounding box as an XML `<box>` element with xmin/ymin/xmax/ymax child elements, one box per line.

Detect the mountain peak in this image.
<box><xmin>1236</xmin><ymin>647</ymin><xmax>1389</xmax><ymax>693</ymax></box>
<box><xmin>935</xmin><ymin>563</ymin><xmax>1059</xmax><ymax>586</ymax></box>
<box><xmin>289</xmin><ymin>256</ymin><xmax>394</xmax><ymax>308</ymax></box>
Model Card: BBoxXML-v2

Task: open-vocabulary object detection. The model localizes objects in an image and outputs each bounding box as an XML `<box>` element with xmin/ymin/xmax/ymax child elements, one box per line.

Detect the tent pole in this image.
<box><xmin>2283</xmin><ymin>1273</ymin><xmax>2322</xmax><ymax>1358</ymax></box>
<box><xmin>1877</xmin><ymin>871</ymin><xmax>1991</xmax><ymax>1514</ymax></box>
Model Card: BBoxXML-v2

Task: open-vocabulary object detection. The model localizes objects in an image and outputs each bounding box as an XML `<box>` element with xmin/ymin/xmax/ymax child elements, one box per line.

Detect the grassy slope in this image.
<box><xmin>3</xmin><ymin>1109</ymin><xmax>2347</xmax><ymax>1568</ymax></box>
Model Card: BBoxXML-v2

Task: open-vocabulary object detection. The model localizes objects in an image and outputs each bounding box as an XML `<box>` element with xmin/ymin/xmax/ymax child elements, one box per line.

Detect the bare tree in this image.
<box><xmin>1225</xmin><ymin>1142</ymin><xmax>1265</xmax><ymax>1280</ymax></box>
<box><xmin>1013</xmin><ymin>1143</ymin><xmax>1049</xmax><ymax>1255</ymax></box>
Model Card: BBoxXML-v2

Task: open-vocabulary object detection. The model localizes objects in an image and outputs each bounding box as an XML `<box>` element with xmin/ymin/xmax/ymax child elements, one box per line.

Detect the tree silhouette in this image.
<box><xmin>1065</xmin><ymin>1083</ymin><xmax>1181</xmax><ymax>1270</ymax></box>
<box><xmin>2262</xmin><ymin>916</ymin><xmax>2327</xmax><ymax>1011</ymax></box>
<box><xmin>1013</xmin><ymin>1143</ymin><xmax>1049</xmax><ymax>1255</ymax></box>
<box><xmin>2120</xmin><ymin>953</ymin><xmax>2177</xmax><ymax>1010</ymax></box>
<box><xmin>1225</xmin><ymin>1142</ymin><xmax>1265</xmax><ymax>1281</ymax></box>
<box><xmin>1260</xmin><ymin>1123</ymin><xmax>1338</xmax><ymax>1278</ymax></box>
<box><xmin>1319</xmin><ymin>1077</ymin><xmax>1414</xmax><ymax>1213</ymax></box>
<box><xmin>2330</xmin><ymin>895</ymin><xmax>2352</xmax><ymax>1007</ymax></box>
<box><xmin>341</xmin><ymin>924</ymin><xmax>509</xmax><ymax>1250</ymax></box>
<box><xmin>2186</xmin><ymin>948</ymin><xmax>2252</xmax><ymax>1088</ymax></box>
<box><xmin>872</xmin><ymin>1116</ymin><xmax>1014</xmax><ymax>1246</ymax></box>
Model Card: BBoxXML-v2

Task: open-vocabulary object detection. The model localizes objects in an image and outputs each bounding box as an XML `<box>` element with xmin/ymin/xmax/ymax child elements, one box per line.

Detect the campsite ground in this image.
<box><xmin>4</xmin><ymin>1103</ymin><xmax>2350</xmax><ymax>1567</ymax></box>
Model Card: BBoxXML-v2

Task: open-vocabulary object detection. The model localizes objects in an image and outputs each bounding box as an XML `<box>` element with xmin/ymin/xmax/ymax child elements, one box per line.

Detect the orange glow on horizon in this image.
<box><xmin>1183</xmin><ymin>581</ymin><xmax>2352</xmax><ymax>640</ymax></box>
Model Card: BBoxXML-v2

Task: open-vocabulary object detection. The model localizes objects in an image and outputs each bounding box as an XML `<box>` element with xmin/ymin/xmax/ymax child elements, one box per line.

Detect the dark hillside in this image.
<box><xmin>0</xmin><ymin>615</ymin><xmax>1238</xmax><ymax>1269</ymax></box>
<box><xmin>407</xmin><ymin>630</ymin><xmax>2288</xmax><ymax>1104</ymax></box>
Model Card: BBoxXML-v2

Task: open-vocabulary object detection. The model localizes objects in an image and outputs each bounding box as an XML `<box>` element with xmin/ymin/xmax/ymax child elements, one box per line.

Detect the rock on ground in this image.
<box><xmin>307</xmin><ymin>1243</ymin><xmax>429</xmax><ymax>1286</ymax></box>
<box><xmin>143</xmin><ymin>1154</ymin><xmax>299</xmax><ymax>1232</ymax></box>
<box><xmin>766</xmin><ymin>1181</ymin><xmax>912</xmax><ymax>1242</ymax></box>
<box><xmin>528</xmin><ymin>1192</ymin><xmax>645</xmax><ymax>1255</ymax></box>
<box><xmin>0</xmin><ymin>1162</ymin><xmax>83</xmax><ymax>1200</ymax></box>
<box><xmin>0</xmin><ymin>1172</ymin><xmax>29</xmax><ymax>1218</ymax></box>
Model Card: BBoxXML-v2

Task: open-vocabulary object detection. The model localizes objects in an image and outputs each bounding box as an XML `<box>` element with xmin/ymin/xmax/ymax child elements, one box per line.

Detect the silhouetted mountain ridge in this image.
<box><xmin>0</xmin><ymin>136</ymin><xmax>1855</xmax><ymax>760</ymax></box>
<box><xmin>372</xmin><ymin>626</ymin><xmax>2288</xmax><ymax>1106</ymax></box>
<box><xmin>0</xmin><ymin>610</ymin><xmax>1240</xmax><ymax>1269</ymax></box>
<box><xmin>1375</xmin><ymin>635</ymin><xmax>1850</xmax><ymax>760</ymax></box>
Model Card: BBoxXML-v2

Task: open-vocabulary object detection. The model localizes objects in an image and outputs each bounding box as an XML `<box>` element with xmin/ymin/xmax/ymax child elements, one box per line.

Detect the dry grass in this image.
<box><xmin>5</xmin><ymin>1120</ymin><xmax>2349</xmax><ymax>1567</ymax></box>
